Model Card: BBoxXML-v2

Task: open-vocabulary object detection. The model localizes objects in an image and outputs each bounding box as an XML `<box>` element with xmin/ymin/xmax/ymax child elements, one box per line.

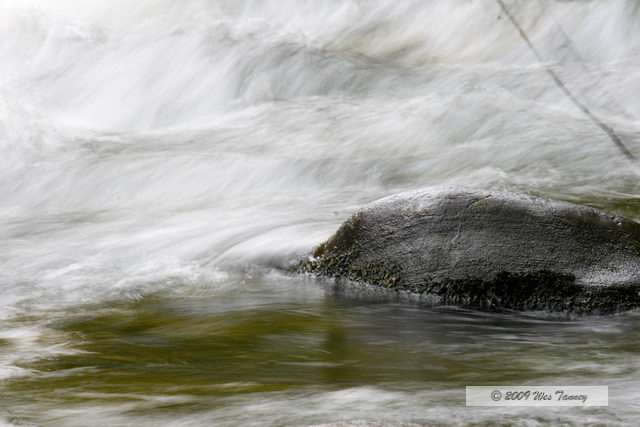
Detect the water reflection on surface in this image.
<box><xmin>2</xmin><ymin>272</ymin><xmax>639</xmax><ymax>425</ymax></box>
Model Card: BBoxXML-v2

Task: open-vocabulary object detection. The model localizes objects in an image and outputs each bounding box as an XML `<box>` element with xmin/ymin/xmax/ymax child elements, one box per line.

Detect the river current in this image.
<box><xmin>2</xmin><ymin>0</ymin><xmax>640</xmax><ymax>425</ymax></box>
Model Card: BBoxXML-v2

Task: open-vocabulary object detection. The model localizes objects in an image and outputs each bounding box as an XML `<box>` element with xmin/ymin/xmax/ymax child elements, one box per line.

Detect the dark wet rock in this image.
<box><xmin>298</xmin><ymin>187</ymin><xmax>640</xmax><ymax>313</ymax></box>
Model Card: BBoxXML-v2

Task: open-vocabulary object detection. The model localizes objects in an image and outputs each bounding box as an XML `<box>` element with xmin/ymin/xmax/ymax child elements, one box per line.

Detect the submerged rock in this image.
<box><xmin>298</xmin><ymin>187</ymin><xmax>640</xmax><ymax>313</ymax></box>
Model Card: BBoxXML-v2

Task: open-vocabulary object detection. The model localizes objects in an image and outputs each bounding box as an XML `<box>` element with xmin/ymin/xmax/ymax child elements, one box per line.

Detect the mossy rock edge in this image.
<box><xmin>296</xmin><ymin>187</ymin><xmax>640</xmax><ymax>314</ymax></box>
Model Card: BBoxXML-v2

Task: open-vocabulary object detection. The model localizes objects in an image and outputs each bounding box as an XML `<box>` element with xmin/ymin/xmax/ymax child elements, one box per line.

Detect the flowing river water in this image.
<box><xmin>2</xmin><ymin>0</ymin><xmax>640</xmax><ymax>425</ymax></box>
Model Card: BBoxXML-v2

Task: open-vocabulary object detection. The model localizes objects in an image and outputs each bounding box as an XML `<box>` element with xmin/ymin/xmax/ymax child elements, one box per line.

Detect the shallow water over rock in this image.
<box><xmin>299</xmin><ymin>187</ymin><xmax>640</xmax><ymax>313</ymax></box>
<box><xmin>1</xmin><ymin>0</ymin><xmax>640</xmax><ymax>425</ymax></box>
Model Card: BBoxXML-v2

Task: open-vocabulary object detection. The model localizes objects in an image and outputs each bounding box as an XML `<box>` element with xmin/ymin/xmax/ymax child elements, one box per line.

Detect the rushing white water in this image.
<box><xmin>1</xmin><ymin>1</ymin><xmax>640</xmax><ymax>426</ymax></box>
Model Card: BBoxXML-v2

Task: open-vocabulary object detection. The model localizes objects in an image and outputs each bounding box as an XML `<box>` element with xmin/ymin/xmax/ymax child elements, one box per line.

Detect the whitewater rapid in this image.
<box><xmin>1</xmin><ymin>0</ymin><xmax>640</xmax><ymax>425</ymax></box>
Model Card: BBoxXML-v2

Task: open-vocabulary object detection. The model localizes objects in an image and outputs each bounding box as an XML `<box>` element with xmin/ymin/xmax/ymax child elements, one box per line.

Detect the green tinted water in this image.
<box><xmin>3</xmin><ymin>270</ymin><xmax>640</xmax><ymax>425</ymax></box>
<box><xmin>3</xmin><ymin>1</ymin><xmax>640</xmax><ymax>425</ymax></box>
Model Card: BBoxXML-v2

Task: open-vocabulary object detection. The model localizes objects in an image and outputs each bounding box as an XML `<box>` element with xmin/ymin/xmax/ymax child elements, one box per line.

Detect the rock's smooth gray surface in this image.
<box><xmin>298</xmin><ymin>187</ymin><xmax>640</xmax><ymax>312</ymax></box>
